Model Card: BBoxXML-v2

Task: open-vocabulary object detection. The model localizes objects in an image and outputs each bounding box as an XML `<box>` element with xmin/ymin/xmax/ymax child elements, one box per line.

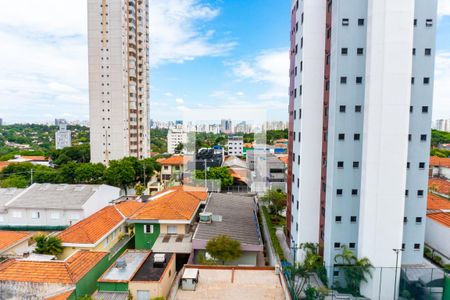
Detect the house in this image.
<box><xmin>223</xmin><ymin>156</ymin><xmax>250</xmax><ymax>188</ymax></box>
<box><xmin>129</xmin><ymin>186</ymin><xmax>208</xmax><ymax>268</ymax></box>
<box><xmin>7</xmin><ymin>155</ymin><xmax>50</xmax><ymax>167</ymax></box>
<box><xmin>158</xmin><ymin>155</ymin><xmax>190</xmax><ymax>185</ymax></box>
<box><xmin>58</xmin><ymin>201</ymin><xmax>144</xmax><ymax>259</ymax></box>
<box><xmin>192</xmin><ymin>193</ymin><xmax>264</xmax><ymax>266</ymax></box>
<box><xmin>174</xmin><ymin>265</ymin><xmax>289</xmax><ymax>299</ymax></box>
<box><xmin>0</xmin><ymin>250</ymin><xmax>109</xmax><ymax>299</ymax></box>
<box><xmin>430</xmin><ymin>156</ymin><xmax>450</xmax><ymax>179</ymax></box>
<box><xmin>0</xmin><ymin>231</ymin><xmax>34</xmax><ymax>257</ymax></box>
<box><xmin>94</xmin><ymin>250</ymin><xmax>176</xmax><ymax>300</ymax></box>
<box><xmin>253</xmin><ymin>153</ymin><xmax>286</xmax><ymax>193</ymax></box>
<box><xmin>425</xmin><ymin>193</ymin><xmax>450</xmax><ymax>264</ymax></box>
<box><xmin>0</xmin><ymin>183</ymin><xmax>120</xmax><ymax>230</ymax></box>
<box><xmin>428</xmin><ymin>178</ymin><xmax>450</xmax><ymax>199</ymax></box>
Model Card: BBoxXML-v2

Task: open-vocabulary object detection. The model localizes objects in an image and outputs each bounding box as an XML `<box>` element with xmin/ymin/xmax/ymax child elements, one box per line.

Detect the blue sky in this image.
<box><xmin>0</xmin><ymin>0</ymin><xmax>449</xmax><ymax>123</ymax></box>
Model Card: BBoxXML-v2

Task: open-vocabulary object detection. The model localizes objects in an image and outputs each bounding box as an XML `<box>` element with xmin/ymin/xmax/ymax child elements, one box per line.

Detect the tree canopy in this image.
<box><xmin>195</xmin><ymin>166</ymin><xmax>233</xmax><ymax>187</ymax></box>
<box><xmin>206</xmin><ymin>235</ymin><xmax>242</xmax><ymax>264</ymax></box>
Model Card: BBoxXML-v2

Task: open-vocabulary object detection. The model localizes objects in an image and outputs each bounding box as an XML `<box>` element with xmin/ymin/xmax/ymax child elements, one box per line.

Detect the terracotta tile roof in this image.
<box><xmin>130</xmin><ymin>186</ymin><xmax>207</xmax><ymax>221</ymax></box>
<box><xmin>45</xmin><ymin>290</ymin><xmax>75</xmax><ymax>300</ymax></box>
<box><xmin>21</xmin><ymin>155</ymin><xmax>47</xmax><ymax>161</ymax></box>
<box><xmin>58</xmin><ymin>205</ymin><xmax>124</xmax><ymax>245</ymax></box>
<box><xmin>429</xmin><ymin>178</ymin><xmax>450</xmax><ymax>196</ymax></box>
<box><xmin>0</xmin><ymin>161</ymin><xmax>11</xmax><ymax>171</ymax></box>
<box><xmin>230</xmin><ymin>169</ymin><xmax>249</xmax><ymax>184</ymax></box>
<box><xmin>0</xmin><ymin>251</ymin><xmax>107</xmax><ymax>284</ymax></box>
<box><xmin>430</xmin><ymin>156</ymin><xmax>450</xmax><ymax>168</ymax></box>
<box><xmin>243</xmin><ymin>143</ymin><xmax>253</xmax><ymax>148</ymax></box>
<box><xmin>0</xmin><ymin>231</ymin><xmax>33</xmax><ymax>252</ymax></box>
<box><xmin>277</xmin><ymin>155</ymin><xmax>289</xmax><ymax>165</ymax></box>
<box><xmin>427</xmin><ymin>212</ymin><xmax>450</xmax><ymax>228</ymax></box>
<box><xmin>158</xmin><ymin>155</ymin><xmax>190</xmax><ymax>166</ymax></box>
<box><xmin>115</xmin><ymin>201</ymin><xmax>145</xmax><ymax>217</ymax></box>
<box><xmin>427</xmin><ymin>193</ymin><xmax>450</xmax><ymax>210</ymax></box>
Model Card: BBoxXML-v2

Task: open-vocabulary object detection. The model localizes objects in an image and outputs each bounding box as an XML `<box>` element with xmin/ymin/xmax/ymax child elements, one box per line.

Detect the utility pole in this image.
<box><xmin>392</xmin><ymin>248</ymin><xmax>404</xmax><ymax>300</ymax></box>
<box><xmin>204</xmin><ymin>158</ymin><xmax>207</xmax><ymax>189</ymax></box>
<box><xmin>30</xmin><ymin>169</ymin><xmax>33</xmax><ymax>185</ymax></box>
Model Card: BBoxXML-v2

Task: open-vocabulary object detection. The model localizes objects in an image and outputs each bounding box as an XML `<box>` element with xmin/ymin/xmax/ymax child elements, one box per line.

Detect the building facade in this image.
<box><xmin>167</xmin><ymin>128</ymin><xmax>187</xmax><ymax>154</ymax></box>
<box><xmin>227</xmin><ymin>136</ymin><xmax>243</xmax><ymax>156</ymax></box>
<box><xmin>287</xmin><ymin>0</ymin><xmax>437</xmax><ymax>298</ymax></box>
<box><xmin>55</xmin><ymin>123</ymin><xmax>72</xmax><ymax>150</ymax></box>
<box><xmin>88</xmin><ymin>0</ymin><xmax>150</xmax><ymax>164</ymax></box>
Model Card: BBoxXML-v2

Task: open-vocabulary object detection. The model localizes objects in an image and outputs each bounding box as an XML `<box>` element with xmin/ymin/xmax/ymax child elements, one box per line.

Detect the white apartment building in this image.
<box><xmin>55</xmin><ymin>123</ymin><xmax>72</xmax><ymax>150</ymax></box>
<box><xmin>287</xmin><ymin>0</ymin><xmax>437</xmax><ymax>298</ymax></box>
<box><xmin>88</xmin><ymin>0</ymin><xmax>150</xmax><ymax>164</ymax></box>
<box><xmin>167</xmin><ymin>128</ymin><xmax>187</xmax><ymax>154</ymax></box>
<box><xmin>434</xmin><ymin>119</ymin><xmax>450</xmax><ymax>132</ymax></box>
<box><xmin>227</xmin><ymin>136</ymin><xmax>243</xmax><ymax>156</ymax></box>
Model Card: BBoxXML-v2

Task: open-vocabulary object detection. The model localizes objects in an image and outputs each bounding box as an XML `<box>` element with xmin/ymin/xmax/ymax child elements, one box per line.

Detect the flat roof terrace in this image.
<box><xmin>99</xmin><ymin>250</ymin><xmax>149</xmax><ymax>282</ymax></box>
<box><xmin>132</xmin><ymin>252</ymin><xmax>173</xmax><ymax>281</ymax></box>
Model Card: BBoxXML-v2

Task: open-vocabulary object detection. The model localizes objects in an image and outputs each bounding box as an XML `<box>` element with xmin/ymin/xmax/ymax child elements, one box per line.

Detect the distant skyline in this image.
<box><xmin>0</xmin><ymin>0</ymin><xmax>449</xmax><ymax>123</ymax></box>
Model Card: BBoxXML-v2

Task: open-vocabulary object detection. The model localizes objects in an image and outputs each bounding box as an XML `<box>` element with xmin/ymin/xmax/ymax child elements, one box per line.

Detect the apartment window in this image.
<box><xmin>353</xmin><ymin>161</ymin><xmax>359</xmax><ymax>168</ymax></box>
<box><xmin>357</xmin><ymin>48</ymin><xmax>364</xmax><ymax>55</ymax></box>
<box><xmin>340</xmin><ymin>76</ymin><xmax>347</xmax><ymax>84</ymax></box>
<box><xmin>411</xmin><ymin>77</ymin><xmax>415</xmax><ymax>85</ymax></box>
<box><xmin>350</xmin><ymin>216</ymin><xmax>357</xmax><ymax>223</ymax></box>
<box><xmin>334</xmin><ymin>242</ymin><xmax>341</xmax><ymax>249</ymax></box>
<box><xmin>354</xmin><ymin>134</ymin><xmax>360</xmax><ymax>141</ymax></box>
<box><xmin>407</xmin><ymin>162</ymin><xmax>410</xmax><ymax>169</ymax></box>
<box><xmin>416</xmin><ymin>217</ymin><xmax>422</xmax><ymax>223</ymax></box>
<box><xmin>425</xmin><ymin>48</ymin><xmax>432</xmax><ymax>56</ymax></box>
<box><xmin>336</xmin><ymin>189</ymin><xmax>343</xmax><ymax>196</ymax></box>
<box><xmin>351</xmin><ymin>189</ymin><xmax>358</xmax><ymax>196</ymax></box>
<box><xmin>356</xmin><ymin>77</ymin><xmax>363</xmax><ymax>84</ymax></box>
<box><xmin>405</xmin><ymin>190</ymin><xmax>409</xmax><ymax>196</ymax></box>
<box><xmin>423</xmin><ymin>77</ymin><xmax>430</xmax><ymax>85</ymax></box>
<box><xmin>348</xmin><ymin>242</ymin><xmax>356</xmax><ymax>249</ymax></box>
<box><xmin>296</xmin><ymin>223</ymin><xmax>299</xmax><ymax>231</ymax></box>
<box><xmin>299</xmin><ymin>109</ymin><xmax>302</xmax><ymax>118</ymax></box>
<box><xmin>419</xmin><ymin>162</ymin><xmax>425</xmax><ymax>169</ymax></box>
<box><xmin>337</xmin><ymin>161</ymin><xmax>344</xmax><ymax>168</ymax></box>
<box><xmin>408</xmin><ymin>134</ymin><xmax>412</xmax><ymax>141</ymax></box>
<box><xmin>404</xmin><ymin>217</ymin><xmax>408</xmax><ymax>223</ymax></box>
<box><xmin>50</xmin><ymin>212</ymin><xmax>60</xmax><ymax>219</ymax></box>
<box><xmin>417</xmin><ymin>190</ymin><xmax>424</xmax><ymax>197</ymax></box>
<box><xmin>426</xmin><ymin>19</ymin><xmax>433</xmax><ymax>27</ymax></box>
<box><xmin>339</xmin><ymin>105</ymin><xmax>346</xmax><ymax>113</ymax></box>
<box><xmin>414</xmin><ymin>243</ymin><xmax>421</xmax><ymax>250</ymax></box>
<box><xmin>301</xmin><ymin>37</ymin><xmax>303</xmax><ymax>48</ymax></box>
<box><xmin>341</xmin><ymin>48</ymin><xmax>348</xmax><ymax>55</ymax></box>
<box><xmin>422</xmin><ymin>106</ymin><xmax>429</xmax><ymax>113</ymax></box>
<box><xmin>292</xmin><ymin>195</ymin><xmax>294</xmax><ymax>203</ymax></box>
<box><xmin>402</xmin><ymin>243</ymin><xmax>406</xmax><ymax>250</ymax></box>
<box><xmin>358</xmin><ymin>18</ymin><xmax>365</xmax><ymax>26</ymax></box>
<box><xmin>355</xmin><ymin>105</ymin><xmax>362</xmax><ymax>112</ymax></box>
<box><xmin>342</xmin><ymin>18</ymin><xmax>349</xmax><ymax>26</ymax></box>
<box><xmin>31</xmin><ymin>211</ymin><xmax>40</xmax><ymax>219</ymax></box>
<box><xmin>335</xmin><ymin>216</ymin><xmax>342</xmax><ymax>222</ymax></box>
<box><xmin>333</xmin><ymin>270</ymin><xmax>340</xmax><ymax>276</ymax></box>
<box><xmin>300</xmin><ymin>61</ymin><xmax>303</xmax><ymax>71</ymax></box>
<box><xmin>299</xmin><ymin>85</ymin><xmax>303</xmax><ymax>95</ymax></box>
<box><xmin>144</xmin><ymin>224</ymin><xmax>154</xmax><ymax>234</ymax></box>
<box><xmin>414</xmin><ymin>19</ymin><xmax>417</xmax><ymax>26</ymax></box>
<box><xmin>420</xmin><ymin>134</ymin><xmax>427</xmax><ymax>141</ymax></box>
<box><xmin>338</xmin><ymin>133</ymin><xmax>345</xmax><ymax>141</ymax></box>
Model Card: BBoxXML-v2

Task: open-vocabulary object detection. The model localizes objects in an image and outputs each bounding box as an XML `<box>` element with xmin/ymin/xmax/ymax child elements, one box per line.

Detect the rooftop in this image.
<box><xmin>277</xmin><ymin>155</ymin><xmax>289</xmax><ymax>165</ymax></box>
<box><xmin>175</xmin><ymin>266</ymin><xmax>285</xmax><ymax>300</ymax></box>
<box><xmin>427</xmin><ymin>212</ymin><xmax>450</xmax><ymax>228</ymax></box>
<box><xmin>428</xmin><ymin>178</ymin><xmax>450</xmax><ymax>196</ymax></box>
<box><xmin>223</xmin><ymin>156</ymin><xmax>247</xmax><ymax>169</ymax></box>
<box><xmin>427</xmin><ymin>193</ymin><xmax>450</xmax><ymax>211</ymax></box>
<box><xmin>158</xmin><ymin>155</ymin><xmax>190</xmax><ymax>166</ymax></box>
<box><xmin>151</xmin><ymin>233</ymin><xmax>193</xmax><ymax>254</ymax></box>
<box><xmin>0</xmin><ymin>231</ymin><xmax>33</xmax><ymax>253</ymax></box>
<box><xmin>0</xmin><ymin>250</ymin><xmax>107</xmax><ymax>284</ymax></box>
<box><xmin>130</xmin><ymin>186</ymin><xmax>207</xmax><ymax>222</ymax></box>
<box><xmin>4</xmin><ymin>183</ymin><xmax>106</xmax><ymax>209</ymax></box>
<box><xmin>0</xmin><ymin>188</ymin><xmax>25</xmax><ymax>208</ymax></box>
<box><xmin>132</xmin><ymin>252</ymin><xmax>173</xmax><ymax>281</ymax></box>
<box><xmin>430</xmin><ymin>156</ymin><xmax>450</xmax><ymax>168</ymax></box>
<box><xmin>193</xmin><ymin>193</ymin><xmax>262</xmax><ymax>246</ymax></box>
<box><xmin>99</xmin><ymin>250</ymin><xmax>149</xmax><ymax>282</ymax></box>
<box><xmin>0</xmin><ymin>161</ymin><xmax>11</xmax><ymax>172</ymax></box>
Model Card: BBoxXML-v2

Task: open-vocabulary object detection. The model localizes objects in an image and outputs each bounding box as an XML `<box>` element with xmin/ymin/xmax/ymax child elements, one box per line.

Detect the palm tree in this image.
<box><xmin>34</xmin><ymin>234</ymin><xmax>63</xmax><ymax>256</ymax></box>
<box><xmin>334</xmin><ymin>245</ymin><xmax>357</xmax><ymax>265</ymax></box>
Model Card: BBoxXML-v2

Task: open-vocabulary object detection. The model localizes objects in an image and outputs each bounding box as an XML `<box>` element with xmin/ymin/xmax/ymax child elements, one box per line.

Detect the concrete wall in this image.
<box><xmin>425</xmin><ymin>217</ymin><xmax>450</xmax><ymax>260</ymax></box>
<box><xmin>1</xmin><ymin>239</ymin><xmax>31</xmax><ymax>257</ymax></box>
<box><xmin>0</xmin><ymin>282</ymin><xmax>73</xmax><ymax>300</ymax></box>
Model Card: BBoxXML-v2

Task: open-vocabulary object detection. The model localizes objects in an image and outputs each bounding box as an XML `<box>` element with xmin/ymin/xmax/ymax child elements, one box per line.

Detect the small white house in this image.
<box><xmin>0</xmin><ymin>183</ymin><xmax>120</xmax><ymax>229</ymax></box>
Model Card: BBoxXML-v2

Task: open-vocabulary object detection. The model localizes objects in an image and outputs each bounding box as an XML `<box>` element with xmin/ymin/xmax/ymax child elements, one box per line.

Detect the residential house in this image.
<box><xmin>94</xmin><ymin>250</ymin><xmax>176</xmax><ymax>300</ymax></box>
<box><xmin>426</xmin><ymin>193</ymin><xmax>450</xmax><ymax>264</ymax></box>
<box><xmin>0</xmin><ymin>250</ymin><xmax>109</xmax><ymax>299</ymax></box>
<box><xmin>158</xmin><ymin>155</ymin><xmax>190</xmax><ymax>185</ymax></box>
<box><xmin>129</xmin><ymin>186</ymin><xmax>208</xmax><ymax>267</ymax></box>
<box><xmin>0</xmin><ymin>184</ymin><xmax>120</xmax><ymax>230</ymax></box>
<box><xmin>0</xmin><ymin>231</ymin><xmax>34</xmax><ymax>257</ymax></box>
<box><xmin>192</xmin><ymin>193</ymin><xmax>264</xmax><ymax>266</ymax></box>
<box><xmin>430</xmin><ymin>156</ymin><xmax>450</xmax><ymax>179</ymax></box>
<box><xmin>175</xmin><ymin>265</ymin><xmax>289</xmax><ymax>299</ymax></box>
<box><xmin>223</xmin><ymin>156</ymin><xmax>250</xmax><ymax>188</ymax></box>
<box><xmin>429</xmin><ymin>178</ymin><xmax>450</xmax><ymax>199</ymax></box>
<box><xmin>7</xmin><ymin>155</ymin><xmax>50</xmax><ymax>167</ymax></box>
<box><xmin>58</xmin><ymin>201</ymin><xmax>144</xmax><ymax>259</ymax></box>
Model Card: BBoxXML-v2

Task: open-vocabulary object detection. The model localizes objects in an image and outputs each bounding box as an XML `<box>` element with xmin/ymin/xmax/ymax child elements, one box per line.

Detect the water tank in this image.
<box><xmin>199</xmin><ymin>212</ymin><xmax>213</xmax><ymax>223</ymax></box>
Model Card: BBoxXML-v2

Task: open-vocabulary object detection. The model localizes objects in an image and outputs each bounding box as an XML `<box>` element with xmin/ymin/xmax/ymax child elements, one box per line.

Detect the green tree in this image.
<box><xmin>195</xmin><ymin>167</ymin><xmax>233</xmax><ymax>188</ymax></box>
<box><xmin>34</xmin><ymin>234</ymin><xmax>63</xmax><ymax>256</ymax></box>
<box><xmin>135</xmin><ymin>183</ymin><xmax>145</xmax><ymax>195</ymax></box>
<box><xmin>261</xmin><ymin>188</ymin><xmax>287</xmax><ymax>216</ymax></box>
<box><xmin>0</xmin><ymin>175</ymin><xmax>29</xmax><ymax>188</ymax></box>
<box><xmin>105</xmin><ymin>159</ymin><xmax>136</xmax><ymax>193</ymax></box>
<box><xmin>74</xmin><ymin>163</ymin><xmax>106</xmax><ymax>184</ymax></box>
<box><xmin>174</xmin><ymin>143</ymin><xmax>184</xmax><ymax>154</ymax></box>
<box><xmin>205</xmin><ymin>235</ymin><xmax>242</xmax><ymax>265</ymax></box>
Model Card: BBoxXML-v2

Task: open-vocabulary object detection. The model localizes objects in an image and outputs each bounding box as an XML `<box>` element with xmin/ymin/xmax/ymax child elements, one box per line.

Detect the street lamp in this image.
<box><xmin>392</xmin><ymin>248</ymin><xmax>404</xmax><ymax>300</ymax></box>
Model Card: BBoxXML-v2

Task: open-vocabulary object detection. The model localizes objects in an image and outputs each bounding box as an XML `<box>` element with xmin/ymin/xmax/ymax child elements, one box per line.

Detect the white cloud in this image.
<box><xmin>438</xmin><ymin>0</ymin><xmax>450</xmax><ymax>17</ymax></box>
<box><xmin>433</xmin><ymin>52</ymin><xmax>450</xmax><ymax>120</ymax></box>
<box><xmin>149</xmin><ymin>0</ymin><xmax>236</xmax><ymax>66</ymax></box>
<box><xmin>175</xmin><ymin>98</ymin><xmax>185</xmax><ymax>104</ymax></box>
<box><xmin>164</xmin><ymin>92</ymin><xmax>174</xmax><ymax>97</ymax></box>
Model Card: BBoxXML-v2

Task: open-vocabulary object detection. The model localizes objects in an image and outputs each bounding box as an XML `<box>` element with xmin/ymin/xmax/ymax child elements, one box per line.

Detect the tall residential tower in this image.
<box><xmin>88</xmin><ymin>0</ymin><xmax>150</xmax><ymax>163</ymax></box>
<box><xmin>287</xmin><ymin>0</ymin><xmax>437</xmax><ymax>298</ymax></box>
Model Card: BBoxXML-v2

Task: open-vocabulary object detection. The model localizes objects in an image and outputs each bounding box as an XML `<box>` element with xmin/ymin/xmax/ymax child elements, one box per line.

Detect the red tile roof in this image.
<box><xmin>428</xmin><ymin>212</ymin><xmax>450</xmax><ymax>228</ymax></box>
<box><xmin>0</xmin><ymin>161</ymin><xmax>11</xmax><ymax>171</ymax></box>
<box><xmin>130</xmin><ymin>186</ymin><xmax>207</xmax><ymax>221</ymax></box>
<box><xmin>429</xmin><ymin>178</ymin><xmax>450</xmax><ymax>196</ymax></box>
<box><xmin>427</xmin><ymin>193</ymin><xmax>450</xmax><ymax>210</ymax></box>
<box><xmin>115</xmin><ymin>201</ymin><xmax>145</xmax><ymax>217</ymax></box>
<box><xmin>20</xmin><ymin>155</ymin><xmax>47</xmax><ymax>161</ymax></box>
<box><xmin>45</xmin><ymin>290</ymin><xmax>75</xmax><ymax>300</ymax></box>
<box><xmin>58</xmin><ymin>205</ymin><xmax>124</xmax><ymax>245</ymax></box>
<box><xmin>158</xmin><ymin>155</ymin><xmax>190</xmax><ymax>166</ymax></box>
<box><xmin>277</xmin><ymin>155</ymin><xmax>289</xmax><ymax>165</ymax></box>
<box><xmin>0</xmin><ymin>251</ymin><xmax>107</xmax><ymax>284</ymax></box>
<box><xmin>0</xmin><ymin>231</ymin><xmax>33</xmax><ymax>252</ymax></box>
<box><xmin>430</xmin><ymin>156</ymin><xmax>450</xmax><ymax>168</ymax></box>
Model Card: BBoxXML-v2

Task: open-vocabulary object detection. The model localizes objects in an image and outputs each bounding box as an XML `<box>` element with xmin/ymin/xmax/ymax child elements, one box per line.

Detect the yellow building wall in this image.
<box><xmin>129</xmin><ymin>255</ymin><xmax>176</xmax><ymax>299</ymax></box>
<box><xmin>159</xmin><ymin>224</ymin><xmax>188</xmax><ymax>234</ymax></box>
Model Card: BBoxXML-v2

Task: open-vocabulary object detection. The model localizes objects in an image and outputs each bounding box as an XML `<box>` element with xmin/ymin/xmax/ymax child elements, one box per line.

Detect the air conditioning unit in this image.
<box><xmin>115</xmin><ymin>258</ymin><xmax>127</xmax><ymax>269</ymax></box>
<box><xmin>154</xmin><ymin>253</ymin><xmax>166</xmax><ymax>263</ymax></box>
<box><xmin>199</xmin><ymin>212</ymin><xmax>212</xmax><ymax>223</ymax></box>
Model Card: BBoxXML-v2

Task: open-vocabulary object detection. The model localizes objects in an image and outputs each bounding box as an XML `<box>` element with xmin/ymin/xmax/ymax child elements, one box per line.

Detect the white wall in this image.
<box><xmin>82</xmin><ymin>184</ymin><xmax>121</xmax><ymax>217</ymax></box>
<box><xmin>425</xmin><ymin>217</ymin><xmax>450</xmax><ymax>260</ymax></box>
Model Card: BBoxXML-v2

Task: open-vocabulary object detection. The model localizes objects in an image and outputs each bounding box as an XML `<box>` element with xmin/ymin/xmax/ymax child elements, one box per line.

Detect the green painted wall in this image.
<box><xmin>97</xmin><ymin>281</ymin><xmax>128</xmax><ymax>292</ymax></box>
<box><xmin>444</xmin><ymin>274</ymin><xmax>450</xmax><ymax>300</ymax></box>
<box><xmin>73</xmin><ymin>238</ymin><xmax>132</xmax><ymax>298</ymax></box>
<box><xmin>134</xmin><ymin>223</ymin><xmax>160</xmax><ymax>249</ymax></box>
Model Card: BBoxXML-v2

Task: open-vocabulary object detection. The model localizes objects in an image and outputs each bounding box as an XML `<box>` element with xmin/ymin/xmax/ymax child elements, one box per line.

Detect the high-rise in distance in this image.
<box><xmin>88</xmin><ymin>0</ymin><xmax>150</xmax><ymax>164</ymax></box>
<box><xmin>287</xmin><ymin>0</ymin><xmax>437</xmax><ymax>298</ymax></box>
